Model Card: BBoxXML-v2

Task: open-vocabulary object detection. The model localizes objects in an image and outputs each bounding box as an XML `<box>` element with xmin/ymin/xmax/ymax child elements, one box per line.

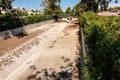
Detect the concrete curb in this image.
<box><xmin>0</xmin><ymin>20</ymin><xmax>53</xmax><ymax>40</ymax></box>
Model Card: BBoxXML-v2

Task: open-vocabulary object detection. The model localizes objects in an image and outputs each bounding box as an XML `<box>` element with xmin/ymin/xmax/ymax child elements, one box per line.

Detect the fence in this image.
<box><xmin>80</xmin><ymin>25</ymin><xmax>89</xmax><ymax>80</ymax></box>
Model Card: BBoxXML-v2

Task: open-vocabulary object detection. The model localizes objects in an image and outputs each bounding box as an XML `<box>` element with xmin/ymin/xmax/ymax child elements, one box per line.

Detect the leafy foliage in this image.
<box><xmin>0</xmin><ymin>0</ymin><xmax>14</xmax><ymax>9</ymax></box>
<box><xmin>0</xmin><ymin>14</ymin><xmax>23</xmax><ymax>31</ymax></box>
<box><xmin>79</xmin><ymin>12</ymin><xmax>120</xmax><ymax>80</ymax></box>
<box><xmin>74</xmin><ymin>0</ymin><xmax>118</xmax><ymax>12</ymax></box>
<box><xmin>108</xmin><ymin>6</ymin><xmax>120</xmax><ymax>11</ymax></box>
<box><xmin>65</xmin><ymin>7</ymin><xmax>72</xmax><ymax>15</ymax></box>
<box><xmin>24</xmin><ymin>15</ymin><xmax>53</xmax><ymax>25</ymax></box>
<box><xmin>0</xmin><ymin>14</ymin><xmax>53</xmax><ymax>31</ymax></box>
<box><xmin>41</xmin><ymin>0</ymin><xmax>62</xmax><ymax>15</ymax></box>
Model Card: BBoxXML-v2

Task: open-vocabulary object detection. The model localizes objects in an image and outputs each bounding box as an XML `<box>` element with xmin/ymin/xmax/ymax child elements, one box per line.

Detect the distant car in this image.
<box><xmin>118</xmin><ymin>10</ymin><xmax>120</xmax><ymax>15</ymax></box>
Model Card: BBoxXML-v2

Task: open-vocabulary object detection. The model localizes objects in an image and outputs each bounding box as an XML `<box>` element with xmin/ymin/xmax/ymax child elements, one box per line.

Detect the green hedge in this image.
<box><xmin>0</xmin><ymin>14</ymin><xmax>23</xmax><ymax>31</ymax></box>
<box><xmin>23</xmin><ymin>15</ymin><xmax>53</xmax><ymax>25</ymax></box>
<box><xmin>0</xmin><ymin>14</ymin><xmax>53</xmax><ymax>31</ymax></box>
<box><xmin>79</xmin><ymin>12</ymin><xmax>120</xmax><ymax>80</ymax></box>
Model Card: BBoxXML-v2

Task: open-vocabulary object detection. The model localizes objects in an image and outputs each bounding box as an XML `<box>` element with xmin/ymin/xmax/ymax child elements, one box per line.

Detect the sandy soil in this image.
<box><xmin>0</xmin><ymin>21</ymin><xmax>80</xmax><ymax>80</ymax></box>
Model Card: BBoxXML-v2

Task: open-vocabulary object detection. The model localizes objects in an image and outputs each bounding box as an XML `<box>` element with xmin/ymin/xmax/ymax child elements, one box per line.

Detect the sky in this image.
<box><xmin>12</xmin><ymin>0</ymin><xmax>80</xmax><ymax>11</ymax></box>
<box><xmin>109</xmin><ymin>0</ymin><xmax>120</xmax><ymax>8</ymax></box>
<box><xmin>12</xmin><ymin>0</ymin><xmax>120</xmax><ymax>11</ymax></box>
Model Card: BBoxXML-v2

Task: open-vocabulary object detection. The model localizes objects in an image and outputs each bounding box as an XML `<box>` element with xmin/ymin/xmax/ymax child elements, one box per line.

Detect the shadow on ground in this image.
<box><xmin>24</xmin><ymin>21</ymin><xmax>81</xmax><ymax>80</ymax></box>
<box><xmin>15</xmin><ymin>33</ymin><xmax>28</xmax><ymax>38</ymax></box>
<box><xmin>25</xmin><ymin>56</ymin><xmax>79</xmax><ymax>80</ymax></box>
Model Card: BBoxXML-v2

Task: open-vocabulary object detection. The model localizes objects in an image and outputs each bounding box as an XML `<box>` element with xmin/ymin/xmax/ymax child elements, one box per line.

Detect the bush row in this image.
<box><xmin>23</xmin><ymin>15</ymin><xmax>53</xmax><ymax>25</ymax></box>
<box><xmin>0</xmin><ymin>14</ymin><xmax>53</xmax><ymax>31</ymax></box>
<box><xmin>79</xmin><ymin>12</ymin><xmax>120</xmax><ymax>80</ymax></box>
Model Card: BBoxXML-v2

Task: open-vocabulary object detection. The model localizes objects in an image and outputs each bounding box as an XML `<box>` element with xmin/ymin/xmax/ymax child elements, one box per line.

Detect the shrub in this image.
<box><xmin>0</xmin><ymin>14</ymin><xmax>53</xmax><ymax>31</ymax></box>
<box><xmin>23</xmin><ymin>15</ymin><xmax>53</xmax><ymax>25</ymax></box>
<box><xmin>79</xmin><ymin>12</ymin><xmax>120</xmax><ymax>80</ymax></box>
<box><xmin>0</xmin><ymin>14</ymin><xmax>23</xmax><ymax>31</ymax></box>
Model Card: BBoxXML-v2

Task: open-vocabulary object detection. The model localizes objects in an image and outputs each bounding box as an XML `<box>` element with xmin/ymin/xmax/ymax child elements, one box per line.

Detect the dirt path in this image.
<box><xmin>0</xmin><ymin>21</ymin><xmax>80</xmax><ymax>80</ymax></box>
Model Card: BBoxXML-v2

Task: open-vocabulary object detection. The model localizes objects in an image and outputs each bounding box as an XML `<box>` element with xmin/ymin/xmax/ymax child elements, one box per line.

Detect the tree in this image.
<box><xmin>99</xmin><ymin>0</ymin><xmax>118</xmax><ymax>11</ymax></box>
<box><xmin>99</xmin><ymin>0</ymin><xmax>109</xmax><ymax>11</ymax></box>
<box><xmin>79</xmin><ymin>0</ymin><xmax>118</xmax><ymax>12</ymax></box>
<box><xmin>22</xmin><ymin>8</ymin><xmax>25</xmax><ymax>11</ymax></box>
<box><xmin>108</xmin><ymin>6</ymin><xmax>120</xmax><ymax>11</ymax></box>
<box><xmin>31</xmin><ymin>9</ymin><xmax>35</xmax><ymax>12</ymax></box>
<box><xmin>73</xmin><ymin>2</ymin><xmax>87</xmax><ymax>16</ymax></box>
<box><xmin>0</xmin><ymin>0</ymin><xmax>14</xmax><ymax>9</ymax></box>
<box><xmin>65</xmin><ymin>7</ymin><xmax>72</xmax><ymax>15</ymax></box>
<box><xmin>41</xmin><ymin>0</ymin><xmax>62</xmax><ymax>15</ymax></box>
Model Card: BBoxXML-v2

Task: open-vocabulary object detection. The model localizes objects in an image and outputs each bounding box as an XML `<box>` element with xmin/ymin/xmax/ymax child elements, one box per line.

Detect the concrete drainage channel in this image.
<box><xmin>0</xmin><ymin>20</ymin><xmax>81</xmax><ymax>80</ymax></box>
<box><xmin>0</xmin><ymin>23</ymin><xmax>56</xmax><ymax>80</ymax></box>
<box><xmin>0</xmin><ymin>20</ymin><xmax>53</xmax><ymax>40</ymax></box>
<box><xmin>16</xmin><ymin>22</ymin><xmax>80</xmax><ymax>80</ymax></box>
